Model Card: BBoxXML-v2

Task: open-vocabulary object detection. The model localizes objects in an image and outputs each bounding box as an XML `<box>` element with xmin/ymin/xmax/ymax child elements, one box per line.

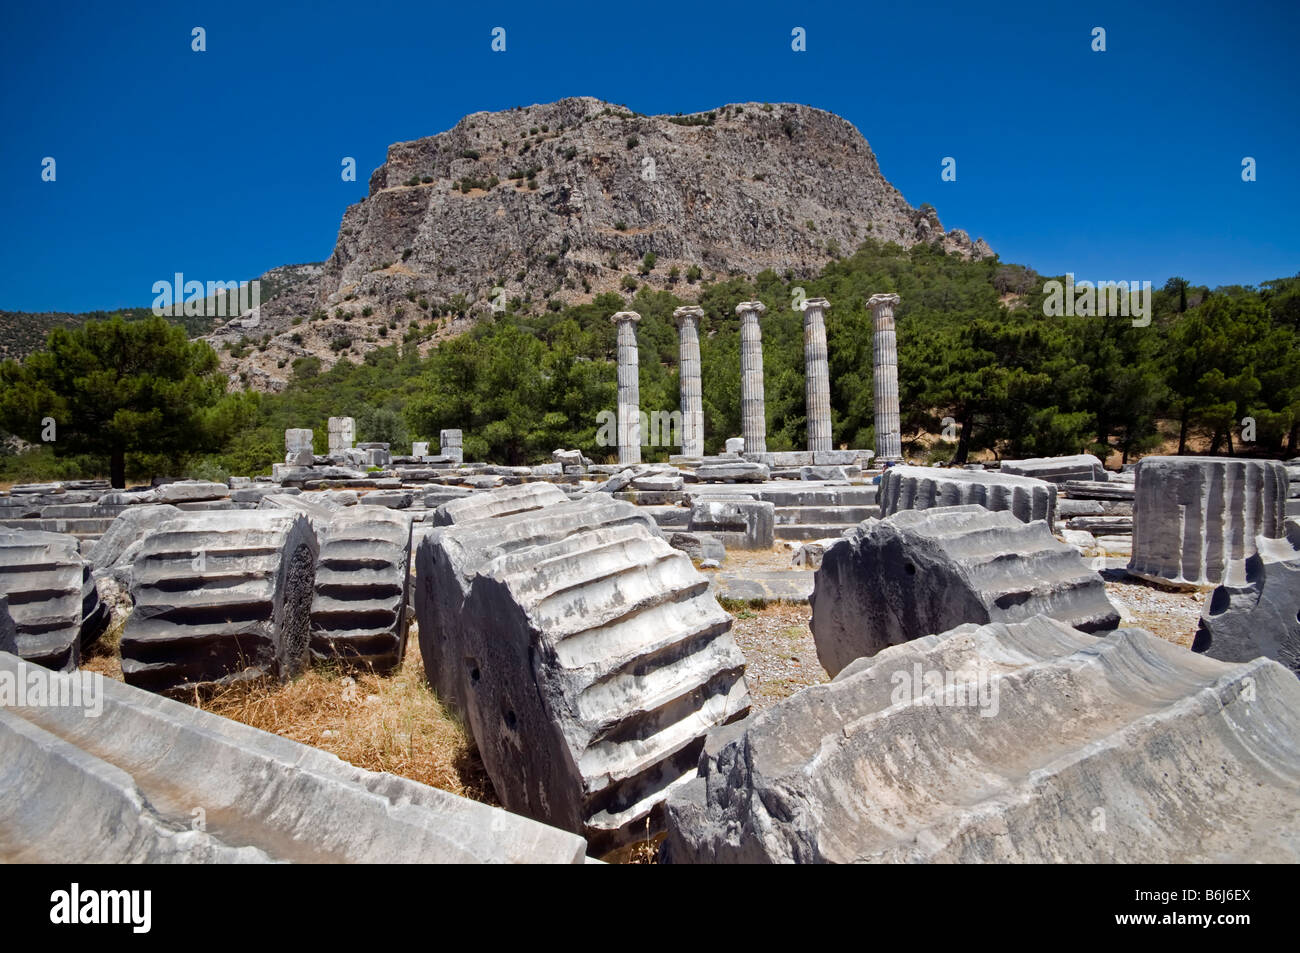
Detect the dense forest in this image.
<box><xmin>3</xmin><ymin>239</ymin><xmax>1298</xmax><ymax>484</ymax></box>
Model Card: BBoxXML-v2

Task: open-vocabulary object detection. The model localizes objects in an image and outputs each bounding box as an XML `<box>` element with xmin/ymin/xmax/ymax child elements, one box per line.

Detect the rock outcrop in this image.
<box><xmin>661</xmin><ymin>615</ymin><xmax>1300</xmax><ymax>863</ymax></box>
<box><xmin>203</xmin><ymin>97</ymin><xmax>992</xmax><ymax>390</ymax></box>
<box><xmin>810</xmin><ymin>505</ymin><xmax>1119</xmax><ymax>676</ymax></box>
<box><xmin>120</xmin><ymin>512</ymin><xmax>318</xmax><ymax>695</ymax></box>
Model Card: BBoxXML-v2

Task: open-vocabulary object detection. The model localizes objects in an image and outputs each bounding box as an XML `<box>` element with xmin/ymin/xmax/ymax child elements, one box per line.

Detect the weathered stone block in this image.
<box><xmin>413</xmin><ymin>494</ymin><xmax>743</xmax><ymax>853</ymax></box>
<box><xmin>1064</xmin><ymin>479</ymin><xmax>1134</xmax><ymax>501</ymax></box>
<box><xmin>432</xmin><ymin>482</ymin><xmax>568</xmax><ymax>526</ymax></box>
<box><xmin>632</xmin><ymin>473</ymin><xmax>685</xmax><ymax>492</ymax></box>
<box><xmin>791</xmin><ymin>537</ymin><xmax>844</xmax><ymax>570</ymax></box>
<box><xmin>359</xmin><ymin>489</ymin><xmax>412</xmax><ymax>509</ymax></box>
<box><xmin>1194</xmin><ymin>520</ymin><xmax>1300</xmax><ymax>675</ymax></box>
<box><xmin>154</xmin><ymin>481</ymin><xmax>230</xmax><ymax>504</ymax></box>
<box><xmin>285</xmin><ymin>429</ymin><xmax>314</xmax><ymax>453</ymax></box>
<box><xmin>327</xmin><ymin>416</ymin><xmax>355</xmax><ymax>452</ymax></box>
<box><xmin>0</xmin><ymin>652</ymin><xmax>587</xmax><ymax>863</ymax></box>
<box><xmin>810</xmin><ymin>505</ymin><xmax>1119</xmax><ymax>676</ymax></box>
<box><xmin>668</xmin><ymin>531</ymin><xmax>727</xmax><ymax>564</ymax></box>
<box><xmin>120</xmin><ymin>511</ymin><xmax>318</xmax><ymax>695</ymax></box>
<box><xmin>688</xmin><ymin>498</ymin><xmax>776</xmax><ymax>550</ymax></box>
<box><xmin>0</xmin><ymin>529</ymin><xmax>109</xmax><ymax>671</ymax></box>
<box><xmin>1001</xmin><ymin>454</ymin><xmax>1106</xmax><ymax>484</ymax></box>
<box><xmin>879</xmin><ymin>466</ymin><xmax>1056</xmax><ymax>525</ymax></box>
<box><xmin>800</xmin><ymin>465</ymin><xmax>848</xmax><ymax>482</ymax></box>
<box><xmin>87</xmin><ymin>504</ymin><xmax>184</xmax><ymax>587</ymax></box>
<box><xmin>1128</xmin><ymin>456</ymin><xmax>1288</xmax><ymax>587</ymax></box>
<box><xmin>696</xmin><ymin>462</ymin><xmax>769</xmax><ymax>483</ymax></box>
<box><xmin>725</xmin><ymin>437</ymin><xmax>745</xmax><ymax>454</ymax></box>
<box><xmin>661</xmin><ymin>615</ymin><xmax>1300</xmax><ymax>863</ymax></box>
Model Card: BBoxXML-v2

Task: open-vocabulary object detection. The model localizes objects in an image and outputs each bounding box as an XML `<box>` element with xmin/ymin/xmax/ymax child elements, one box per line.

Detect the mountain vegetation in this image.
<box><xmin>3</xmin><ymin>239</ymin><xmax>1297</xmax><ymax>483</ymax></box>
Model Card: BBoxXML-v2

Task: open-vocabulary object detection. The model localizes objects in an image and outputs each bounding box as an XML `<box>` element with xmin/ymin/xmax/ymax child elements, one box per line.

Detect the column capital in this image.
<box><xmin>800</xmin><ymin>297</ymin><xmax>830</xmax><ymax>312</ymax></box>
<box><xmin>867</xmin><ymin>293</ymin><xmax>900</xmax><ymax>310</ymax></box>
<box><xmin>610</xmin><ymin>310</ymin><xmax>641</xmax><ymax>325</ymax></box>
<box><xmin>672</xmin><ymin>305</ymin><xmax>705</xmax><ymax>325</ymax></box>
<box><xmin>735</xmin><ymin>300</ymin><xmax>767</xmax><ymax>317</ymax></box>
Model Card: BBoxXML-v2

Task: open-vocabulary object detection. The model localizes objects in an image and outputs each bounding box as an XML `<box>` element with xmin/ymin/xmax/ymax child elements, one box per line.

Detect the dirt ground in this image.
<box><xmin>710</xmin><ymin>545</ymin><xmax>1208</xmax><ymax>709</ymax></box>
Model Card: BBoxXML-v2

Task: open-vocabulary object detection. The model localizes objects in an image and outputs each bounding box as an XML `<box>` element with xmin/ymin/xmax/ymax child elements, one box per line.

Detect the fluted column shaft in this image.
<box><xmin>868</xmin><ymin>293</ymin><xmax>902</xmax><ymax>463</ymax></box>
<box><xmin>673</xmin><ymin>306</ymin><xmax>705</xmax><ymax>457</ymax></box>
<box><xmin>802</xmin><ymin>297</ymin><xmax>832</xmax><ymax>452</ymax></box>
<box><xmin>736</xmin><ymin>301</ymin><xmax>767</xmax><ymax>454</ymax></box>
<box><xmin>611</xmin><ymin>311</ymin><xmax>641</xmax><ymax>465</ymax></box>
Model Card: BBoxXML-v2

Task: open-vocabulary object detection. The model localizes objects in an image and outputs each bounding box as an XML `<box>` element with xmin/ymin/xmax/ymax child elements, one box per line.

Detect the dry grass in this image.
<box><xmin>80</xmin><ymin>620</ymin><xmax>494</xmax><ymax>803</ymax></box>
<box><xmin>81</xmin><ymin>613</ymin><xmax>125</xmax><ymax>680</ymax></box>
<box><xmin>195</xmin><ymin>637</ymin><xmax>496</xmax><ymax>802</ymax></box>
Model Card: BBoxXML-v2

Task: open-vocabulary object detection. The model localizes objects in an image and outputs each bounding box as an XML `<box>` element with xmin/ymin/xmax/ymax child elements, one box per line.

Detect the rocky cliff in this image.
<box><xmin>206</xmin><ymin>97</ymin><xmax>992</xmax><ymax>391</ymax></box>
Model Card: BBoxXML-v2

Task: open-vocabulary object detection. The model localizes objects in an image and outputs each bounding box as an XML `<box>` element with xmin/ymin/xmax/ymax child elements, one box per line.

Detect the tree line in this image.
<box><xmin>3</xmin><ymin>238</ymin><xmax>1297</xmax><ymax>486</ymax></box>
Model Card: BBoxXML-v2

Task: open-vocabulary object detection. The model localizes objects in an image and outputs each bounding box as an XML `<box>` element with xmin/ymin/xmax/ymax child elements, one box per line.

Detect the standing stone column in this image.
<box><xmin>611</xmin><ymin>311</ymin><xmax>642</xmax><ymax>465</ymax></box>
<box><xmin>673</xmin><ymin>306</ymin><xmax>706</xmax><ymax>457</ymax></box>
<box><xmin>801</xmin><ymin>297</ymin><xmax>832</xmax><ymax>453</ymax></box>
<box><xmin>736</xmin><ymin>301</ymin><xmax>767</xmax><ymax>455</ymax></box>
<box><xmin>868</xmin><ymin>293</ymin><xmax>902</xmax><ymax>463</ymax></box>
<box><xmin>327</xmin><ymin>416</ymin><xmax>355</xmax><ymax>453</ymax></box>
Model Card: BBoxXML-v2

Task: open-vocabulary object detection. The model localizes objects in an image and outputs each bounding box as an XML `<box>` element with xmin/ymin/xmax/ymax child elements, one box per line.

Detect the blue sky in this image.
<box><xmin>1</xmin><ymin>0</ymin><xmax>1296</xmax><ymax>312</ymax></box>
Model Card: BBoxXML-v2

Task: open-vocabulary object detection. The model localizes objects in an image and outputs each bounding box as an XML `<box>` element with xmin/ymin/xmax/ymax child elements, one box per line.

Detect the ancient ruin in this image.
<box><xmin>801</xmin><ymin>298</ymin><xmax>833</xmax><ymax>453</ymax></box>
<box><xmin>1194</xmin><ymin>518</ymin><xmax>1300</xmax><ymax>675</ymax></box>
<box><xmin>612</xmin><ymin>311</ymin><xmax>642</xmax><ymax>466</ymax></box>
<box><xmin>673</xmin><ymin>306</ymin><xmax>706</xmax><ymax>458</ymax></box>
<box><xmin>810</xmin><ymin>505</ymin><xmax>1120</xmax><ymax>675</ymax></box>
<box><xmin>868</xmin><ymin>293</ymin><xmax>902</xmax><ymax>463</ymax></box>
<box><xmin>414</xmin><ymin>488</ymin><xmax>749</xmax><ymax>852</ymax></box>
<box><xmin>1129</xmin><ymin>455</ymin><xmax>1289</xmax><ymax>587</ymax></box>
<box><xmin>1002</xmin><ymin>453</ymin><xmax>1107</xmax><ymax>484</ymax></box>
<box><xmin>0</xmin><ymin>652</ymin><xmax>587</xmax><ymax>863</ymax></box>
<box><xmin>736</xmin><ymin>301</ymin><xmax>767</xmax><ymax>454</ymax></box>
<box><xmin>879</xmin><ymin>465</ymin><xmax>1058</xmax><ymax>525</ymax></box>
<box><xmin>119</xmin><ymin>511</ymin><xmax>318</xmax><ymax>695</ymax></box>
<box><xmin>1</xmin><ymin>297</ymin><xmax>1297</xmax><ymax>866</ymax></box>
<box><xmin>260</xmin><ymin>495</ymin><xmax>414</xmax><ymax>672</ymax></box>
<box><xmin>662</xmin><ymin>615</ymin><xmax>1300</xmax><ymax>863</ymax></box>
<box><xmin>0</xmin><ymin>528</ymin><xmax>108</xmax><ymax>671</ymax></box>
<box><xmin>327</xmin><ymin>416</ymin><xmax>355</xmax><ymax>453</ymax></box>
